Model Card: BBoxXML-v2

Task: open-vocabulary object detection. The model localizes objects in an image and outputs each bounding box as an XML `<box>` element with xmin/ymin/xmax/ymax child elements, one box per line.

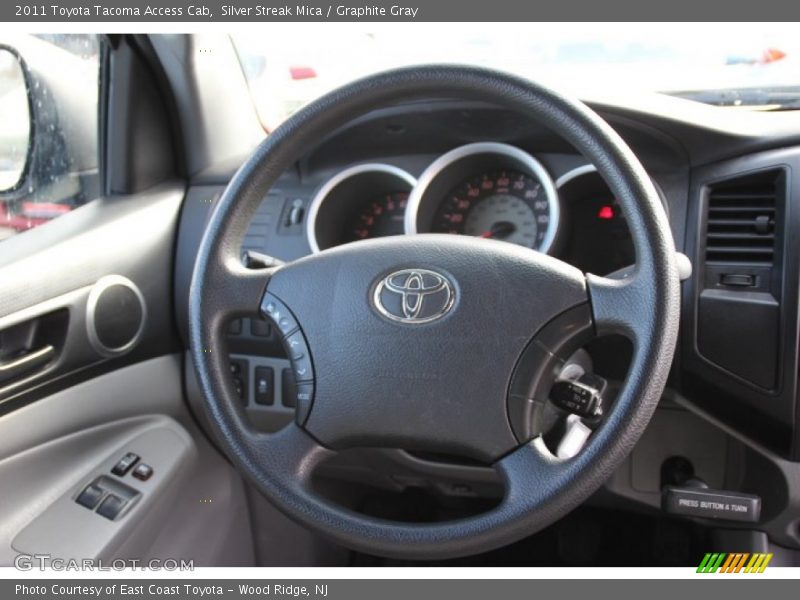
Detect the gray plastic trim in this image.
<box><xmin>555</xmin><ymin>161</ymin><xmax>670</xmax><ymax>213</ymax></box>
<box><xmin>0</xmin><ymin>355</ymin><xmax>255</xmax><ymax>567</ymax></box>
<box><xmin>555</xmin><ymin>163</ymin><xmax>598</xmax><ymax>188</ymax></box>
<box><xmin>85</xmin><ymin>274</ymin><xmax>147</xmax><ymax>358</ymax></box>
<box><xmin>11</xmin><ymin>418</ymin><xmax>195</xmax><ymax>561</ymax></box>
<box><xmin>0</xmin><ymin>286</ymin><xmax>90</xmax><ymax>401</ymax></box>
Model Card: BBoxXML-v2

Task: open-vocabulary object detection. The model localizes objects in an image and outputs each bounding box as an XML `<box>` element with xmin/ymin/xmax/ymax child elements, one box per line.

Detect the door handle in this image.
<box><xmin>0</xmin><ymin>344</ymin><xmax>55</xmax><ymax>385</ymax></box>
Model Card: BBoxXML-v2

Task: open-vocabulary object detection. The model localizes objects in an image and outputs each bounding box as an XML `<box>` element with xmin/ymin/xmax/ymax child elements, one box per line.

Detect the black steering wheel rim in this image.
<box><xmin>189</xmin><ymin>65</ymin><xmax>680</xmax><ymax>560</ymax></box>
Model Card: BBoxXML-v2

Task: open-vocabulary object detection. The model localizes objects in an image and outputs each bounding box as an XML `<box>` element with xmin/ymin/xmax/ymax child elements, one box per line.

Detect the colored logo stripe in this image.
<box><xmin>697</xmin><ymin>553</ymin><xmax>773</xmax><ymax>573</ymax></box>
<box><xmin>721</xmin><ymin>553</ymin><xmax>750</xmax><ymax>573</ymax></box>
<box><xmin>697</xmin><ymin>553</ymin><xmax>724</xmax><ymax>573</ymax></box>
<box><xmin>745</xmin><ymin>553</ymin><xmax>773</xmax><ymax>573</ymax></box>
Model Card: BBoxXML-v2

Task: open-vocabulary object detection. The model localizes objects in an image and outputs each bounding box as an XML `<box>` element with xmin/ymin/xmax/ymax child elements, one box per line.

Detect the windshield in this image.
<box><xmin>232</xmin><ymin>23</ymin><xmax>800</xmax><ymax>131</ymax></box>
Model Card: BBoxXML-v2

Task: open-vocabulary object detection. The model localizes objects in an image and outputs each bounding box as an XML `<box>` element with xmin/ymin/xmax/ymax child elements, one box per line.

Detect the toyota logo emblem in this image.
<box><xmin>372</xmin><ymin>269</ymin><xmax>455</xmax><ymax>324</ymax></box>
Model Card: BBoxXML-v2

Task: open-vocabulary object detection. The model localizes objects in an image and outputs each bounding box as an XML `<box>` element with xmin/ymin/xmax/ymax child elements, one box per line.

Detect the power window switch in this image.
<box><xmin>76</xmin><ymin>484</ymin><xmax>105</xmax><ymax>510</ymax></box>
<box><xmin>96</xmin><ymin>494</ymin><xmax>127</xmax><ymax>521</ymax></box>
<box><xmin>111</xmin><ymin>452</ymin><xmax>139</xmax><ymax>477</ymax></box>
<box><xmin>132</xmin><ymin>463</ymin><xmax>153</xmax><ymax>481</ymax></box>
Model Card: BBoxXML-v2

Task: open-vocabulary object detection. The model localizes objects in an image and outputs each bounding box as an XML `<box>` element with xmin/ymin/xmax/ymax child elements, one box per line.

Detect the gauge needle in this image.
<box><xmin>479</xmin><ymin>221</ymin><xmax>516</xmax><ymax>240</ymax></box>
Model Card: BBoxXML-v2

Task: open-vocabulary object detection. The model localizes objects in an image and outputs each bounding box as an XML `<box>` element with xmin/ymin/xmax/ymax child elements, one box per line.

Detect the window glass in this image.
<box><xmin>232</xmin><ymin>23</ymin><xmax>800</xmax><ymax>132</ymax></box>
<box><xmin>0</xmin><ymin>48</ymin><xmax>29</xmax><ymax>192</ymax></box>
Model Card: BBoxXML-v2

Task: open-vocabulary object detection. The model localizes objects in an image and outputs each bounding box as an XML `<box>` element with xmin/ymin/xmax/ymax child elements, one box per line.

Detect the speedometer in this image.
<box><xmin>431</xmin><ymin>169</ymin><xmax>550</xmax><ymax>249</ymax></box>
<box><xmin>406</xmin><ymin>142</ymin><xmax>560</xmax><ymax>254</ymax></box>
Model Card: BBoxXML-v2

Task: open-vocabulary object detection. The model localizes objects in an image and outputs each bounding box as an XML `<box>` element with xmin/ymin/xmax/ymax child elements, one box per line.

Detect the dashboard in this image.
<box><xmin>174</xmin><ymin>98</ymin><xmax>800</xmax><ymax>547</ymax></box>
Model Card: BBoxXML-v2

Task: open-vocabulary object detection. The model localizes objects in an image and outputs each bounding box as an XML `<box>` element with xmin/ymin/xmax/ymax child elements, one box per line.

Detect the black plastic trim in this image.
<box><xmin>681</xmin><ymin>149</ymin><xmax>800</xmax><ymax>459</ymax></box>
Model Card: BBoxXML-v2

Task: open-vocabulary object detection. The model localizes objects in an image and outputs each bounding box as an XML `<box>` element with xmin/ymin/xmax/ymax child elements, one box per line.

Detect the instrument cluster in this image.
<box><xmin>306</xmin><ymin>142</ymin><xmax>635</xmax><ymax>274</ymax></box>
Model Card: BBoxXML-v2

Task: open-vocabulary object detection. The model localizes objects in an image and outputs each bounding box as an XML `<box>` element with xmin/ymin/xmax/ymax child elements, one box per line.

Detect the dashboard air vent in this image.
<box><xmin>705</xmin><ymin>171</ymin><xmax>781</xmax><ymax>264</ymax></box>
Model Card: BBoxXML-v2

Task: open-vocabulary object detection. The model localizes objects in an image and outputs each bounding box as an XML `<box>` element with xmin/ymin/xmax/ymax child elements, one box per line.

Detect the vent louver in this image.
<box><xmin>705</xmin><ymin>172</ymin><xmax>779</xmax><ymax>264</ymax></box>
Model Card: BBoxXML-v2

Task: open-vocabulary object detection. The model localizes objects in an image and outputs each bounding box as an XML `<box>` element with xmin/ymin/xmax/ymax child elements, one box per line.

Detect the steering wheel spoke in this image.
<box><xmin>247</xmin><ymin>422</ymin><xmax>332</xmax><ymax>490</ymax></box>
<box><xmin>586</xmin><ymin>272</ymin><xmax>653</xmax><ymax>343</ymax></box>
<box><xmin>202</xmin><ymin>258</ymin><xmax>277</xmax><ymax>328</ymax></box>
<box><xmin>496</xmin><ymin>438</ymin><xmax>562</xmax><ymax>501</ymax></box>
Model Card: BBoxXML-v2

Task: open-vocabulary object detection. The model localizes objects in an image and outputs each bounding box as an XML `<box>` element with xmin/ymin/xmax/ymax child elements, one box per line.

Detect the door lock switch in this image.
<box><xmin>111</xmin><ymin>452</ymin><xmax>140</xmax><ymax>477</ymax></box>
<box><xmin>132</xmin><ymin>463</ymin><xmax>153</xmax><ymax>481</ymax></box>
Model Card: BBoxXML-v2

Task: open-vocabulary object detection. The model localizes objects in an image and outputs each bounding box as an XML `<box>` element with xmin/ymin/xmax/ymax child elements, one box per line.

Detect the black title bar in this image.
<box><xmin>4</xmin><ymin>0</ymin><xmax>800</xmax><ymax>21</ymax></box>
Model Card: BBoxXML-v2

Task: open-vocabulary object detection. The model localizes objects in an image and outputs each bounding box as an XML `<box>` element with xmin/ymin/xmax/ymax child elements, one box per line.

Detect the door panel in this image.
<box><xmin>0</xmin><ymin>182</ymin><xmax>184</xmax><ymax>413</ymax></box>
<box><xmin>0</xmin><ymin>355</ymin><xmax>255</xmax><ymax>567</ymax></box>
<box><xmin>0</xmin><ymin>34</ymin><xmax>258</xmax><ymax>569</ymax></box>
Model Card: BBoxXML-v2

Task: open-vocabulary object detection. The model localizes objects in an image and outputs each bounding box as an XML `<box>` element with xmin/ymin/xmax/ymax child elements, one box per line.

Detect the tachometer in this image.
<box><xmin>432</xmin><ymin>169</ymin><xmax>550</xmax><ymax>249</ymax></box>
<box><xmin>307</xmin><ymin>164</ymin><xmax>416</xmax><ymax>252</ymax></box>
<box><xmin>348</xmin><ymin>191</ymin><xmax>409</xmax><ymax>242</ymax></box>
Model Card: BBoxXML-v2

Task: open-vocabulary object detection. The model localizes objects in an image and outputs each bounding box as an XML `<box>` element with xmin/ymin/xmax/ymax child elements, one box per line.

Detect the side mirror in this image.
<box><xmin>0</xmin><ymin>46</ymin><xmax>31</xmax><ymax>193</ymax></box>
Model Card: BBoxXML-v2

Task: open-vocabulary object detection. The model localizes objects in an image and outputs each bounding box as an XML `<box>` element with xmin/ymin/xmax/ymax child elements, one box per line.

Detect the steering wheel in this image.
<box><xmin>189</xmin><ymin>65</ymin><xmax>679</xmax><ymax>560</ymax></box>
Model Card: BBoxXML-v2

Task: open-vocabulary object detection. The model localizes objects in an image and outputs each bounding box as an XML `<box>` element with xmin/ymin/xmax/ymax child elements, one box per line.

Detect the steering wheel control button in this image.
<box><xmin>280</xmin><ymin>328</ymin><xmax>314</xmax><ymax>382</ymax></box>
<box><xmin>254</xmin><ymin>367</ymin><xmax>275</xmax><ymax>405</ymax></box>
<box><xmin>262</xmin><ymin>294</ymin><xmax>299</xmax><ymax>336</ymax></box>
<box><xmin>292</xmin><ymin>356</ymin><xmax>313</xmax><ymax>382</ymax></box>
<box><xmin>96</xmin><ymin>494</ymin><xmax>127</xmax><ymax>521</ymax></box>
<box><xmin>295</xmin><ymin>383</ymin><xmax>315</xmax><ymax>425</ymax></box>
<box><xmin>284</xmin><ymin>331</ymin><xmax>307</xmax><ymax>361</ymax></box>
<box><xmin>229</xmin><ymin>359</ymin><xmax>249</xmax><ymax>405</ymax></box>
<box><xmin>111</xmin><ymin>452</ymin><xmax>139</xmax><ymax>477</ymax></box>
<box><xmin>281</xmin><ymin>368</ymin><xmax>297</xmax><ymax>408</ymax></box>
<box><xmin>132</xmin><ymin>463</ymin><xmax>153</xmax><ymax>481</ymax></box>
<box><xmin>76</xmin><ymin>484</ymin><xmax>105</xmax><ymax>510</ymax></box>
<box><xmin>251</xmin><ymin>318</ymin><xmax>272</xmax><ymax>338</ymax></box>
<box><xmin>258</xmin><ymin>293</ymin><xmax>316</xmax><ymax>417</ymax></box>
